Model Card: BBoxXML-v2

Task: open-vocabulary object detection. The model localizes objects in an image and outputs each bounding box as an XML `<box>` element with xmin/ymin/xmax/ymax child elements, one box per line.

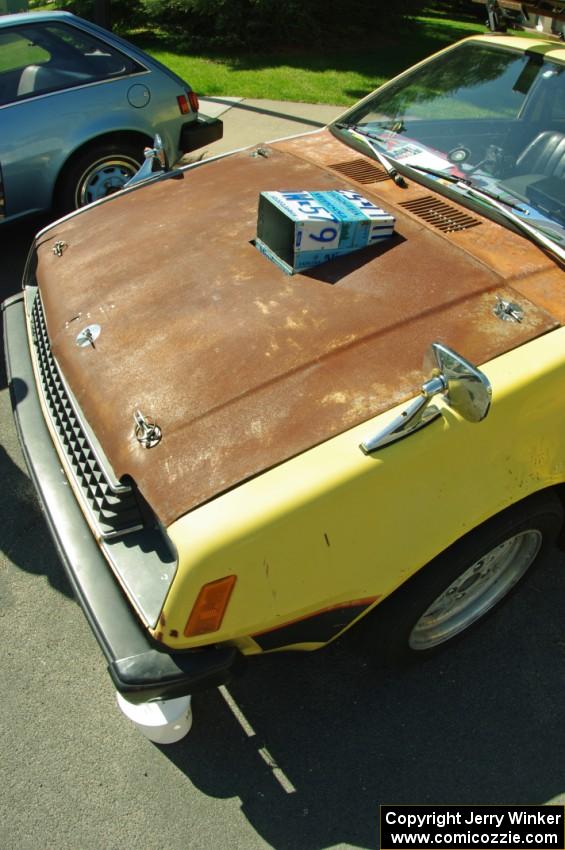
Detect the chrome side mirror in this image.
<box><xmin>425</xmin><ymin>342</ymin><xmax>492</xmax><ymax>423</ymax></box>
<box><xmin>150</xmin><ymin>133</ymin><xmax>169</xmax><ymax>171</ymax></box>
<box><xmin>124</xmin><ymin>134</ymin><xmax>169</xmax><ymax>189</ymax></box>
<box><xmin>360</xmin><ymin>342</ymin><xmax>492</xmax><ymax>454</ymax></box>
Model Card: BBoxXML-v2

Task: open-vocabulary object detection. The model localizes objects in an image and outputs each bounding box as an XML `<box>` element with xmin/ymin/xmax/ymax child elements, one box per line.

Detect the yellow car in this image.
<box><xmin>3</xmin><ymin>33</ymin><xmax>565</xmax><ymax>704</ymax></box>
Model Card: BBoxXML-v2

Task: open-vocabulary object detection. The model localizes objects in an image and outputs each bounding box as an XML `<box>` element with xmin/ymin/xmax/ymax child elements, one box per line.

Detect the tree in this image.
<box><xmin>94</xmin><ymin>0</ymin><xmax>111</xmax><ymax>29</ymax></box>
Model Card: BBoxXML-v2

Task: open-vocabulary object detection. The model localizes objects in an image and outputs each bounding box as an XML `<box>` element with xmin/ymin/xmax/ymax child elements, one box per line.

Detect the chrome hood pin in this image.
<box><xmin>494</xmin><ymin>296</ymin><xmax>524</xmax><ymax>323</ymax></box>
<box><xmin>134</xmin><ymin>410</ymin><xmax>162</xmax><ymax>448</ymax></box>
<box><xmin>52</xmin><ymin>240</ymin><xmax>68</xmax><ymax>257</ymax></box>
<box><xmin>76</xmin><ymin>324</ymin><xmax>101</xmax><ymax>348</ymax></box>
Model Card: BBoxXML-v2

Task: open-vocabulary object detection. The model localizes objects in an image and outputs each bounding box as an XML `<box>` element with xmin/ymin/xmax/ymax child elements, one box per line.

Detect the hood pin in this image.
<box><xmin>52</xmin><ymin>240</ymin><xmax>68</xmax><ymax>257</ymax></box>
<box><xmin>134</xmin><ymin>410</ymin><xmax>162</xmax><ymax>448</ymax></box>
<box><xmin>76</xmin><ymin>324</ymin><xmax>101</xmax><ymax>348</ymax></box>
<box><xmin>494</xmin><ymin>296</ymin><xmax>524</xmax><ymax>323</ymax></box>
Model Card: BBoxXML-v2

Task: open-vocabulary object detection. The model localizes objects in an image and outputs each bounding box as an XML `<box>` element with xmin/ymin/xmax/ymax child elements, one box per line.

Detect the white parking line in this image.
<box><xmin>219</xmin><ymin>685</ymin><xmax>256</xmax><ymax>737</ymax></box>
<box><xmin>258</xmin><ymin>746</ymin><xmax>297</xmax><ymax>794</ymax></box>
<box><xmin>219</xmin><ymin>685</ymin><xmax>297</xmax><ymax>794</ymax></box>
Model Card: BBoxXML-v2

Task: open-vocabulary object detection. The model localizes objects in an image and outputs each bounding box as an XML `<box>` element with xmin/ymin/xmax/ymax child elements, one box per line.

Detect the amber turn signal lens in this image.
<box><xmin>184</xmin><ymin>575</ymin><xmax>237</xmax><ymax>637</ymax></box>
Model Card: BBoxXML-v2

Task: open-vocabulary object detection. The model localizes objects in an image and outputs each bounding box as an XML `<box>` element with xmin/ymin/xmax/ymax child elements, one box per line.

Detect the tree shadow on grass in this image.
<box><xmin>128</xmin><ymin>13</ymin><xmax>487</xmax><ymax>88</ymax></box>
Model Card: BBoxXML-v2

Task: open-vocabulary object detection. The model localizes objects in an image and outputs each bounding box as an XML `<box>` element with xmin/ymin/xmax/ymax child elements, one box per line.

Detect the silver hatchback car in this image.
<box><xmin>0</xmin><ymin>11</ymin><xmax>222</xmax><ymax>222</ymax></box>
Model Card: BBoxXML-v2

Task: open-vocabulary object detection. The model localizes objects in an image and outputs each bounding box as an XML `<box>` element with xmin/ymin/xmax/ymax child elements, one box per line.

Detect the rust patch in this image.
<box><xmin>35</xmin><ymin>135</ymin><xmax>561</xmax><ymax>526</ymax></box>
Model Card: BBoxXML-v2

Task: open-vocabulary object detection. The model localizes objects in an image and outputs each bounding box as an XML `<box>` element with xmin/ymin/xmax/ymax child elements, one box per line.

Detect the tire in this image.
<box><xmin>357</xmin><ymin>491</ymin><xmax>563</xmax><ymax>668</ymax></box>
<box><xmin>57</xmin><ymin>142</ymin><xmax>143</xmax><ymax>213</ymax></box>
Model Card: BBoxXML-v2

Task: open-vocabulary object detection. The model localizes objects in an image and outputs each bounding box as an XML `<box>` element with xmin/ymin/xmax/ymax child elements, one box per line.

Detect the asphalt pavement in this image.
<box><xmin>2</xmin><ymin>100</ymin><xmax>565</xmax><ymax>850</ymax></box>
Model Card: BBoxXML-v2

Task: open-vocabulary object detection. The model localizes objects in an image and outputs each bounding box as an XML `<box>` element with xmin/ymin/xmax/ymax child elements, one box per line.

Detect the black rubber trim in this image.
<box><xmin>253</xmin><ymin>603</ymin><xmax>373</xmax><ymax>650</ymax></box>
<box><xmin>180</xmin><ymin>116</ymin><xmax>223</xmax><ymax>152</ymax></box>
<box><xmin>3</xmin><ymin>293</ymin><xmax>243</xmax><ymax>702</ymax></box>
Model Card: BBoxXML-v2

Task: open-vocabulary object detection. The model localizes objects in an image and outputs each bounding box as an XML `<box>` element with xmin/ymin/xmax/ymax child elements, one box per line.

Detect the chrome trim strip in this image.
<box><xmin>0</xmin><ymin>69</ymin><xmax>151</xmax><ymax>111</ymax></box>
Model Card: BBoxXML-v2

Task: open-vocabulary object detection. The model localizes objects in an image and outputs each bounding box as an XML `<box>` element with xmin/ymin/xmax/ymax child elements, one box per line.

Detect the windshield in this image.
<box><xmin>333</xmin><ymin>41</ymin><xmax>565</xmax><ymax>248</ymax></box>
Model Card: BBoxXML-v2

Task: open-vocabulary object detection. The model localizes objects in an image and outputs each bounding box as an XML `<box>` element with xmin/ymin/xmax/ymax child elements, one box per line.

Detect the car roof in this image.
<box><xmin>470</xmin><ymin>33</ymin><xmax>565</xmax><ymax>63</ymax></box>
<box><xmin>0</xmin><ymin>10</ymin><xmax>81</xmax><ymax>27</ymax></box>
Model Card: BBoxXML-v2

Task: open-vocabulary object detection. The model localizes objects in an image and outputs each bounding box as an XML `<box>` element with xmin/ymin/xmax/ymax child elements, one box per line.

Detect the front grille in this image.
<box><xmin>30</xmin><ymin>292</ymin><xmax>144</xmax><ymax>540</ymax></box>
<box><xmin>398</xmin><ymin>196</ymin><xmax>481</xmax><ymax>232</ymax></box>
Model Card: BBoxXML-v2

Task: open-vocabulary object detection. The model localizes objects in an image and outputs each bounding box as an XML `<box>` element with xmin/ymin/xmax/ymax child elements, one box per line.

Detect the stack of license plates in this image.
<box><xmin>256</xmin><ymin>189</ymin><xmax>396</xmax><ymax>273</ymax></box>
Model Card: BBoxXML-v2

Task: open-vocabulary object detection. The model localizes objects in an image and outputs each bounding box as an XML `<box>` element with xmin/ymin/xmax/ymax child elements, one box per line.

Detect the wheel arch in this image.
<box><xmin>550</xmin><ymin>482</ymin><xmax>565</xmax><ymax>549</ymax></box>
<box><xmin>343</xmin><ymin>484</ymin><xmax>565</xmax><ymax>643</ymax></box>
<box><xmin>349</xmin><ymin>485</ymin><xmax>564</xmax><ymax>664</ymax></box>
<box><xmin>389</xmin><ymin>484</ymin><xmax>565</xmax><ymax>602</ymax></box>
<box><xmin>53</xmin><ymin>130</ymin><xmax>153</xmax><ymax>207</ymax></box>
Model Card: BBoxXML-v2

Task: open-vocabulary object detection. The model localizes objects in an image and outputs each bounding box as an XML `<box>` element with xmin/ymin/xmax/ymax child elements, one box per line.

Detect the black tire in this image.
<box><xmin>57</xmin><ymin>142</ymin><xmax>143</xmax><ymax>213</ymax></box>
<box><xmin>357</xmin><ymin>491</ymin><xmax>563</xmax><ymax>668</ymax></box>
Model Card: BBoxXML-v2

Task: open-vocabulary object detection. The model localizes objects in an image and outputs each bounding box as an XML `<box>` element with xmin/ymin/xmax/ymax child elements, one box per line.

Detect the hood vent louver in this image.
<box><xmin>399</xmin><ymin>196</ymin><xmax>481</xmax><ymax>233</ymax></box>
<box><xmin>329</xmin><ymin>158</ymin><xmax>390</xmax><ymax>184</ymax></box>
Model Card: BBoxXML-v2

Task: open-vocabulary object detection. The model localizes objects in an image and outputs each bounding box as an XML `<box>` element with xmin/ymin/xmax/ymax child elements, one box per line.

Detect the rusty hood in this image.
<box><xmin>34</xmin><ymin>135</ymin><xmax>561</xmax><ymax>526</ymax></box>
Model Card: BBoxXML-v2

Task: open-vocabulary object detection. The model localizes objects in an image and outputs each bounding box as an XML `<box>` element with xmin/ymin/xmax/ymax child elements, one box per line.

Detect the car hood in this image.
<box><xmin>34</xmin><ymin>131</ymin><xmax>562</xmax><ymax>526</ymax></box>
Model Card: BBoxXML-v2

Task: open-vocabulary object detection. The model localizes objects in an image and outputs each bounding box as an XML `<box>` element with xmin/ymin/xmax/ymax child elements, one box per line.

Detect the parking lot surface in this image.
<box><xmin>2</xmin><ymin>100</ymin><xmax>565</xmax><ymax>850</ymax></box>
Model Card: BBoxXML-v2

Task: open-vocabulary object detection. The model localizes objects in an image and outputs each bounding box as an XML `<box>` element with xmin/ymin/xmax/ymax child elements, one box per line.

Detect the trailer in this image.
<box><xmin>473</xmin><ymin>0</ymin><xmax>565</xmax><ymax>34</ymax></box>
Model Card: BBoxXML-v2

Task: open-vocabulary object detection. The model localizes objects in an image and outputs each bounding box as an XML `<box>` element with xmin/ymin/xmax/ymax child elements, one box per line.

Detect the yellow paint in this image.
<box><xmin>473</xmin><ymin>35</ymin><xmax>565</xmax><ymax>63</ymax></box>
<box><xmin>153</xmin><ymin>328</ymin><xmax>565</xmax><ymax>651</ymax></box>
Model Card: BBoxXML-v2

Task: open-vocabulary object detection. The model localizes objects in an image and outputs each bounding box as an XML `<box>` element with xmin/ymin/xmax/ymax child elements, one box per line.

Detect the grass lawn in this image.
<box><xmin>128</xmin><ymin>13</ymin><xmax>496</xmax><ymax>106</ymax></box>
<box><xmin>23</xmin><ymin>5</ymin><xmax>544</xmax><ymax>106</ymax></box>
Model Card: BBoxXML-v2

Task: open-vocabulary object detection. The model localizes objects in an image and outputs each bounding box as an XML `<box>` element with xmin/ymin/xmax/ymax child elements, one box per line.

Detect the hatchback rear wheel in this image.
<box><xmin>58</xmin><ymin>142</ymin><xmax>143</xmax><ymax>212</ymax></box>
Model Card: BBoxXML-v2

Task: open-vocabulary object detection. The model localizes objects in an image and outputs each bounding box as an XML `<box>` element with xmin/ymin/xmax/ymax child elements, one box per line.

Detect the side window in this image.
<box><xmin>0</xmin><ymin>30</ymin><xmax>51</xmax><ymax>70</ymax></box>
<box><xmin>41</xmin><ymin>23</ymin><xmax>141</xmax><ymax>78</ymax></box>
<box><xmin>0</xmin><ymin>30</ymin><xmax>51</xmax><ymax>104</ymax></box>
<box><xmin>0</xmin><ymin>23</ymin><xmax>143</xmax><ymax>106</ymax></box>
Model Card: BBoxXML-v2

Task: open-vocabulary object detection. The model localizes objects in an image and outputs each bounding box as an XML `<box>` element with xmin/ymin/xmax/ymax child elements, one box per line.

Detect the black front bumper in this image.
<box><xmin>180</xmin><ymin>116</ymin><xmax>223</xmax><ymax>153</ymax></box>
<box><xmin>3</xmin><ymin>292</ymin><xmax>243</xmax><ymax>703</ymax></box>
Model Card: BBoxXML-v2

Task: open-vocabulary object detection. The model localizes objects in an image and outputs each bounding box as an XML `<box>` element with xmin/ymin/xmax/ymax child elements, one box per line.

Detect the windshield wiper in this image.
<box><xmin>335</xmin><ymin>123</ymin><xmax>407</xmax><ymax>188</ymax></box>
<box><xmin>408</xmin><ymin>165</ymin><xmax>529</xmax><ymax>213</ymax></box>
<box><xmin>404</xmin><ymin>163</ymin><xmax>565</xmax><ymax>264</ymax></box>
<box><xmin>334</xmin><ymin>125</ymin><xmax>564</xmax><ymax>263</ymax></box>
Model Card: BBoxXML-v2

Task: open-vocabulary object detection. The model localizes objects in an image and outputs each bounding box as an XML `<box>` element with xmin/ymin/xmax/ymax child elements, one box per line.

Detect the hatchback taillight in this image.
<box><xmin>177</xmin><ymin>94</ymin><xmax>189</xmax><ymax>114</ymax></box>
<box><xmin>177</xmin><ymin>90</ymin><xmax>199</xmax><ymax>115</ymax></box>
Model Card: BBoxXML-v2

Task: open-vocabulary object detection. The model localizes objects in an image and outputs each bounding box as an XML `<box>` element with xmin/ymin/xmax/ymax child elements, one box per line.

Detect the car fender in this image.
<box><xmin>159</xmin><ymin>327</ymin><xmax>565</xmax><ymax>651</ymax></box>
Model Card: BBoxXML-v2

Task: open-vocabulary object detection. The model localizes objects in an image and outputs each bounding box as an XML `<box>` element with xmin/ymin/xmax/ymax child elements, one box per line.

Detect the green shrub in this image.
<box><xmin>140</xmin><ymin>0</ymin><xmax>424</xmax><ymax>49</ymax></box>
<box><xmin>56</xmin><ymin>0</ymin><xmax>144</xmax><ymax>30</ymax></box>
<box><xmin>56</xmin><ymin>0</ymin><xmax>425</xmax><ymax>48</ymax></box>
